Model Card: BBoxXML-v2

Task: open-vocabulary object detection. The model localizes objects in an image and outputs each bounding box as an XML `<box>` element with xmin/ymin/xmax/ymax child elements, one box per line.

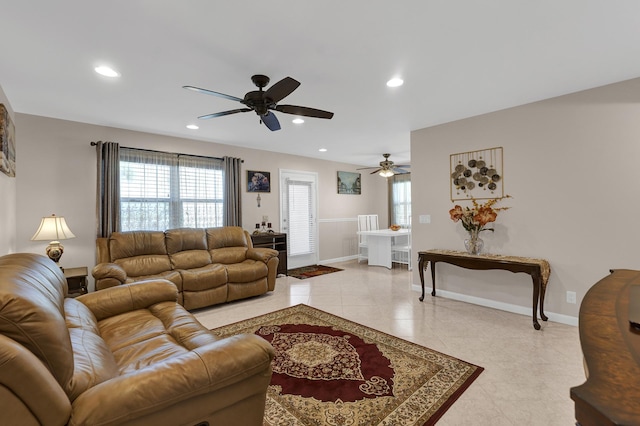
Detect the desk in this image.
<box><xmin>358</xmin><ymin>229</ymin><xmax>409</xmax><ymax>269</ymax></box>
<box><xmin>418</xmin><ymin>250</ymin><xmax>551</xmax><ymax>330</ymax></box>
<box><xmin>570</xmin><ymin>269</ymin><xmax>640</xmax><ymax>425</ymax></box>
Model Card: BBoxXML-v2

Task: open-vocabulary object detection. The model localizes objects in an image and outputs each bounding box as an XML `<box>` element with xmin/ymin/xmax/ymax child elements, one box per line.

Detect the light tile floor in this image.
<box><xmin>194</xmin><ymin>260</ymin><xmax>584</xmax><ymax>425</ymax></box>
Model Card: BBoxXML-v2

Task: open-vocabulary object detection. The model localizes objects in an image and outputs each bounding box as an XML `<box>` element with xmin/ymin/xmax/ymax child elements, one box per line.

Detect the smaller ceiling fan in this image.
<box><xmin>183</xmin><ymin>74</ymin><xmax>334</xmax><ymax>131</ymax></box>
<box><xmin>357</xmin><ymin>154</ymin><xmax>410</xmax><ymax>177</ymax></box>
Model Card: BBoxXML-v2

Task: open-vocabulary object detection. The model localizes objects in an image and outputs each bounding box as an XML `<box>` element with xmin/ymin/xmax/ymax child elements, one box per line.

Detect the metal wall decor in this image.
<box><xmin>450</xmin><ymin>147</ymin><xmax>503</xmax><ymax>201</ymax></box>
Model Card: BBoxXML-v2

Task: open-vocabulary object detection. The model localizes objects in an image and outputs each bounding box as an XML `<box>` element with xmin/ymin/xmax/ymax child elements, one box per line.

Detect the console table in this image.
<box><xmin>250</xmin><ymin>232</ymin><xmax>288</xmax><ymax>276</ymax></box>
<box><xmin>418</xmin><ymin>250</ymin><xmax>551</xmax><ymax>330</ymax></box>
<box><xmin>570</xmin><ymin>269</ymin><xmax>640</xmax><ymax>425</ymax></box>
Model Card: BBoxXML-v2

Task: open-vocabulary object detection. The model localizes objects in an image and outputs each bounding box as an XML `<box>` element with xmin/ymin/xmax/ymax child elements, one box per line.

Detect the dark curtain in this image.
<box><xmin>223</xmin><ymin>156</ymin><xmax>243</xmax><ymax>226</ymax></box>
<box><xmin>95</xmin><ymin>141</ymin><xmax>120</xmax><ymax>237</ymax></box>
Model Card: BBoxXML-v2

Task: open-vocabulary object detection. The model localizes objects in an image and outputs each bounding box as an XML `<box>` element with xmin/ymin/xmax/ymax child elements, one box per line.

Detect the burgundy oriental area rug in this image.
<box><xmin>211</xmin><ymin>304</ymin><xmax>483</xmax><ymax>426</ymax></box>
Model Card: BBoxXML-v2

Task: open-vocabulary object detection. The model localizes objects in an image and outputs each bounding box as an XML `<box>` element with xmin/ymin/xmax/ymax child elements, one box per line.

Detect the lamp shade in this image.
<box><xmin>379</xmin><ymin>169</ymin><xmax>394</xmax><ymax>178</ymax></box>
<box><xmin>31</xmin><ymin>214</ymin><xmax>76</xmax><ymax>241</ymax></box>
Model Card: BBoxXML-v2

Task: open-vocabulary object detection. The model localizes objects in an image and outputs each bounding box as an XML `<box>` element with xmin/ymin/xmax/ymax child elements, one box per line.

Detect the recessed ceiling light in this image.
<box><xmin>186</xmin><ymin>124</ymin><xmax>199</xmax><ymax>130</ymax></box>
<box><xmin>94</xmin><ymin>66</ymin><xmax>120</xmax><ymax>77</ymax></box>
<box><xmin>292</xmin><ymin>118</ymin><xmax>305</xmax><ymax>124</ymax></box>
<box><xmin>386</xmin><ymin>77</ymin><xmax>404</xmax><ymax>88</ymax></box>
<box><xmin>318</xmin><ymin>148</ymin><xmax>327</xmax><ymax>152</ymax></box>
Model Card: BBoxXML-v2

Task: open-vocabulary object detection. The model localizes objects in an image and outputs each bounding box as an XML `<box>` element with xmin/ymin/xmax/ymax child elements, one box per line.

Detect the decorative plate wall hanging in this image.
<box><xmin>450</xmin><ymin>147</ymin><xmax>503</xmax><ymax>201</ymax></box>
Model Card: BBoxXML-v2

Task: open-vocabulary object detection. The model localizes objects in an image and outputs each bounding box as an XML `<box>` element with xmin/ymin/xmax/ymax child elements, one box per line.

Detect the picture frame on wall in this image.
<box><xmin>247</xmin><ymin>170</ymin><xmax>270</xmax><ymax>192</ymax></box>
<box><xmin>0</xmin><ymin>104</ymin><xmax>16</xmax><ymax>177</ymax></box>
<box><xmin>337</xmin><ymin>171</ymin><xmax>361</xmax><ymax>194</ymax></box>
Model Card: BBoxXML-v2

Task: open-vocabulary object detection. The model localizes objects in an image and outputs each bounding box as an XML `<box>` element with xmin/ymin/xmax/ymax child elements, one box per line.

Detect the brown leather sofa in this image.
<box><xmin>92</xmin><ymin>226</ymin><xmax>279</xmax><ymax>310</ymax></box>
<box><xmin>0</xmin><ymin>253</ymin><xmax>275</xmax><ymax>426</ymax></box>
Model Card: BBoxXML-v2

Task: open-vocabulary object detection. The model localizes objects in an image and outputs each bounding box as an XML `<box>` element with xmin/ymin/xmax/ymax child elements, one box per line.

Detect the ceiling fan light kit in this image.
<box><xmin>183</xmin><ymin>75</ymin><xmax>334</xmax><ymax>131</ymax></box>
<box><xmin>357</xmin><ymin>153</ymin><xmax>410</xmax><ymax>178</ymax></box>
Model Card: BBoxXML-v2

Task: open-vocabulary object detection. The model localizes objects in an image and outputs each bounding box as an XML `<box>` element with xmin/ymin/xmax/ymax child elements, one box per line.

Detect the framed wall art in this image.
<box><xmin>337</xmin><ymin>171</ymin><xmax>361</xmax><ymax>194</ymax></box>
<box><xmin>0</xmin><ymin>104</ymin><xmax>16</xmax><ymax>177</ymax></box>
<box><xmin>247</xmin><ymin>170</ymin><xmax>270</xmax><ymax>192</ymax></box>
<box><xmin>450</xmin><ymin>147</ymin><xmax>503</xmax><ymax>201</ymax></box>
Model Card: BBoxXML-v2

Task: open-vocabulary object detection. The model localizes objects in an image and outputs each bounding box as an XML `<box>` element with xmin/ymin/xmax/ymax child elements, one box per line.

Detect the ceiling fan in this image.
<box><xmin>183</xmin><ymin>75</ymin><xmax>334</xmax><ymax>131</ymax></box>
<box><xmin>357</xmin><ymin>153</ymin><xmax>410</xmax><ymax>177</ymax></box>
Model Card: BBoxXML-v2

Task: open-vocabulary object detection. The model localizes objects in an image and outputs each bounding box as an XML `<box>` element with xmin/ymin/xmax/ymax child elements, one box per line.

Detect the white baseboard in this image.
<box><xmin>320</xmin><ymin>255</ymin><xmax>359</xmax><ymax>265</ymax></box>
<box><xmin>411</xmin><ymin>284</ymin><xmax>578</xmax><ymax>327</ymax></box>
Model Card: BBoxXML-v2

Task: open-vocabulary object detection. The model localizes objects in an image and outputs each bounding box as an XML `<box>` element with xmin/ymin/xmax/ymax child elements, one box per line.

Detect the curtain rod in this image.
<box><xmin>90</xmin><ymin>141</ymin><xmax>243</xmax><ymax>162</ymax></box>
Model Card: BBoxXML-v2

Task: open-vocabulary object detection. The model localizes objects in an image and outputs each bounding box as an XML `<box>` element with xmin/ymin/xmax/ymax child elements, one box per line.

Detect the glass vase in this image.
<box><xmin>464</xmin><ymin>229</ymin><xmax>484</xmax><ymax>255</ymax></box>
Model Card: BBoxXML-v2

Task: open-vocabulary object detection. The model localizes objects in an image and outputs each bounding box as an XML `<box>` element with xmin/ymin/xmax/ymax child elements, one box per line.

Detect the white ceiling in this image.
<box><xmin>2</xmin><ymin>1</ymin><xmax>640</xmax><ymax>168</ymax></box>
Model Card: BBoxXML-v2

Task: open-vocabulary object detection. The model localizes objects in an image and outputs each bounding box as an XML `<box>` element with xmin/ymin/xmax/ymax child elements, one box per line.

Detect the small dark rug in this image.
<box><xmin>211</xmin><ymin>304</ymin><xmax>483</xmax><ymax>425</ymax></box>
<box><xmin>287</xmin><ymin>264</ymin><xmax>343</xmax><ymax>279</ymax></box>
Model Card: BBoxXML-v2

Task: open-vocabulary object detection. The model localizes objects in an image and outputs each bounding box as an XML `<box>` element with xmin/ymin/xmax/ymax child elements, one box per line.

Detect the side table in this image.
<box><xmin>63</xmin><ymin>266</ymin><xmax>89</xmax><ymax>297</ymax></box>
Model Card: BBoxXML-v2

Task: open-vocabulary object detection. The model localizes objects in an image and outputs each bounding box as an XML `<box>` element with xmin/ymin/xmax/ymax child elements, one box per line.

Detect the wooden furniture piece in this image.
<box><xmin>417</xmin><ymin>249</ymin><xmax>551</xmax><ymax>330</ymax></box>
<box><xmin>63</xmin><ymin>266</ymin><xmax>88</xmax><ymax>297</ymax></box>
<box><xmin>357</xmin><ymin>214</ymin><xmax>379</xmax><ymax>263</ymax></box>
<box><xmin>251</xmin><ymin>232</ymin><xmax>288</xmax><ymax>275</ymax></box>
<box><xmin>358</xmin><ymin>229</ymin><xmax>410</xmax><ymax>269</ymax></box>
<box><xmin>570</xmin><ymin>269</ymin><xmax>640</xmax><ymax>426</ymax></box>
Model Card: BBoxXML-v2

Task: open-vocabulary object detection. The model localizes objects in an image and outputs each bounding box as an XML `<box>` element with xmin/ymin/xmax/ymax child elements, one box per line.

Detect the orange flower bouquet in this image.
<box><xmin>449</xmin><ymin>196</ymin><xmax>511</xmax><ymax>254</ymax></box>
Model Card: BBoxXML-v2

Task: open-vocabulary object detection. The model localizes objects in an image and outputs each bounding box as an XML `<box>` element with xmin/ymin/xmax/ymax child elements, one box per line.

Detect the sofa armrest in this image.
<box><xmin>69</xmin><ymin>334</ymin><xmax>274</xmax><ymax>426</ymax></box>
<box><xmin>76</xmin><ymin>280</ymin><xmax>178</xmax><ymax>321</ymax></box>
<box><xmin>92</xmin><ymin>263</ymin><xmax>127</xmax><ymax>290</ymax></box>
<box><xmin>247</xmin><ymin>247</ymin><xmax>279</xmax><ymax>263</ymax></box>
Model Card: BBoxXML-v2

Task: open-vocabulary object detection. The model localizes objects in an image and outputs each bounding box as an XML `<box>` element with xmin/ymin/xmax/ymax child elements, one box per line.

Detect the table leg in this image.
<box><xmin>539</xmin><ymin>279</ymin><xmax>548</xmax><ymax>322</ymax></box>
<box><xmin>532</xmin><ymin>276</ymin><xmax>541</xmax><ymax>330</ymax></box>
<box><xmin>430</xmin><ymin>261</ymin><xmax>437</xmax><ymax>297</ymax></box>
<box><xmin>419</xmin><ymin>257</ymin><xmax>427</xmax><ymax>301</ymax></box>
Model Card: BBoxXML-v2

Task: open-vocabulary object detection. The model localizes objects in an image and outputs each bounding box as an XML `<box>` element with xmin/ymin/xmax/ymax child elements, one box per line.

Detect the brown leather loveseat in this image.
<box><xmin>0</xmin><ymin>253</ymin><xmax>275</xmax><ymax>426</ymax></box>
<box><xmin>92</xmin><ymin>226</ymin><xmax>279</xmax><ymax>310</ymax></box>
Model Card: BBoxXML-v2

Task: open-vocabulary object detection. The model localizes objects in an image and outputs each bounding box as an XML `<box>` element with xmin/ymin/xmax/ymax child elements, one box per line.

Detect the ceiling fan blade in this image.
<box><xmin>265</xmin><ymin>77</ymin><xmax>300</xmax><ymax>103</ymax></box>
<box><xmin>369</xmin><ymin>169</ymin><xmax>383</xmax><ymax>175</ymax></box>
<box><xmin>261</xmin><ymin>111</ymin><xmax>281</xmax><ymax>131</ymax></box>
<box><xmin>183</xmin><ymin>85</ymin><xmax>244</xmax><ymax>103</ymax></box>
<box><xmin>198</xmin><ymin>108</ymin><xmax>252</xmax><ymax>120</ymax></box>
<box><xmin>275</xmin><ymin>105</ymin><xmax>334</xmax><ymax>119</ymax></box>
<box><xmin>394</xmin><ymin>167</ymin><xmax>411</xmax><ymax>174</ymax></box>
<box><xmin>356</xmin><ymin>167</ymin><xmax>380</xmax><ymax>170</ymax></box>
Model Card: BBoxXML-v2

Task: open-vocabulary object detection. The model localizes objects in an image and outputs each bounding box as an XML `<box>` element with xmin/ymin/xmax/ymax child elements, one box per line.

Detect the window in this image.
<box><xmin>390</xmin><ymin>174</ymin><xmax>411</xmax><ymax>228</ymax></box>
<box><xmin>119</xmin><ymin>148</ymin><xmax>224</xmax><ymax>231</ymax></box>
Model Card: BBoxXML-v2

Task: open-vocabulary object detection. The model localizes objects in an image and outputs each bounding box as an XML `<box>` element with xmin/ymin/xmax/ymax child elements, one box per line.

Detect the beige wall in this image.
<box><xmin>12</xmin><ymin>114</ymin><xmax>388</xmax><ymax>289</ymax></box>
<box><xmin>0</xmin><ymin>85</ymin><xmax>16</xmax><ymax>254</ymax></box>
<box><xmin>411</xmin><ymin>77</ymin><xmax>640</xmax><ymax>321</ymax></box>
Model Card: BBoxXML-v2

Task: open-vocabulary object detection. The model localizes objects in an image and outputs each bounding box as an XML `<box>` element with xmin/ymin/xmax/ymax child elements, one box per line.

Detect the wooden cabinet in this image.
<box><xmin>251</xmin><ymin>233</ymin><xmax>287</xmax><ymax>276</ymax></box>
<box><xmin>63</xmin><ymin>266</ymin><xmax>88</xmax><ymax>297</ymax></box>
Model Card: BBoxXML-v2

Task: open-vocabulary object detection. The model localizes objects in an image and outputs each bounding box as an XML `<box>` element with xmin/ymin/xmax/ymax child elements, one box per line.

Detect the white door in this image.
<box><xmin>280</xmin><ymin>170</ymin><xmax>318</xmax><ymax>269</ymax></box>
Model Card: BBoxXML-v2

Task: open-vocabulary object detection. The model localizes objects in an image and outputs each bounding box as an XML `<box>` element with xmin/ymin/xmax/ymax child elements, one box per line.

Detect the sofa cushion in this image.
<box><xmin>97</xmin><ymin>301</ymin><xmax>219</xmax><ymax>375</ymax></box>
<box><xmin>210</xmin><ymin>246</ymin><xmax>248</xmax><ymax>264</ymax></box>
<box><xmin>166</xmin><ymin>228</ymin><xmax>212</xmax><ymax>269</ymax></box>
<box><xmin>109</xmin><ymin>231</ymin><xmax>172</xmax><ymax>277</ymax></box>
<box><xmin>206</xmin><ymin>226</ymin><xmax>248</xmax><ymax>249</ymax></box>
<box><xmin>180</xmin><ymin>264</ymin><xmax>227</xmax><ymax>292</ymax></box>
<box><xmin>0</xmin><ymin>253</ymin><xmax>74</xmax><ymax>394</ymax></box>
<box><xmin>226</xmin><ymin>260</ymin><xmax>269</xmax><ymax>283</ymax></box>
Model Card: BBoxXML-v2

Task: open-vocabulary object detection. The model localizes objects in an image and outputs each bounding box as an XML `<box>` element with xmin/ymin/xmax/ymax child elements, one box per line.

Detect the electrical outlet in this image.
<box><xmin>419</xmin><ymin>214</ymin><xmax>431</xmax><ymax>224</ymax></box>
<box><xmin>262</xmin><ymin>215</ymin><xmax>269</xmax><ymax>222</ymax></box>
<box><xmin>566</xmin><ymin>291</ymin><xmax>576</xmax><ymax>304</ymax></box>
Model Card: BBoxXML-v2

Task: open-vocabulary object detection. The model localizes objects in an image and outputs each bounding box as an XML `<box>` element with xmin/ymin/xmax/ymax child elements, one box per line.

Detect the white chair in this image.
<box><xmin>391</xmin><ymin>228</ymin><xmax>412</xmax><ymax>270</ymax></box>
<box><xmin>357</xmin><ymin>214</ymin><xmax>379</xmax><ymax>263</ymax></box>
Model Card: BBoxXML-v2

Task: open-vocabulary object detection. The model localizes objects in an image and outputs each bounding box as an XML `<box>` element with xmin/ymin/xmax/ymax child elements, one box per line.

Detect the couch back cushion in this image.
<box><xmin>109</xmin><ymin>231</ymin><xmax>171</xmax><ymax>277</ymax></box>
<box><xmin>165</xmin><ymin>228</ymin><xmax>212</xmax><ymax>269</ymax></box>
<box><xmin>206</xmin><ymin>226</ymin><xmax>248</xmax><ymax>249</ymax></box>
<box><xmin>0</xmin><ymin>253</ymin><xmax>74</xmax><ymax>393</ymax></box>
<box><xmin>207</xmin><ymin>227</ymin><xmax>250</xmax><ymax>264</ymax></box>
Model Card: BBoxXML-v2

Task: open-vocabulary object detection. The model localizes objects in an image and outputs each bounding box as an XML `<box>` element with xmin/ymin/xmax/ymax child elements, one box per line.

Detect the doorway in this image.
<box><xmin>279</xmin><ymin>170</ymin><xmax>318</xmax><ymax>269</ymax></box>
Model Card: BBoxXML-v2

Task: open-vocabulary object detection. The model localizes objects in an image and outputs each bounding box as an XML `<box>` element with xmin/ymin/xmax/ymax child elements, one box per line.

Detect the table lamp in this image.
<box><xmin>31</xmin><ymin>214</ymin><xmax>76</xmax><ymax>264</ymax></box>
